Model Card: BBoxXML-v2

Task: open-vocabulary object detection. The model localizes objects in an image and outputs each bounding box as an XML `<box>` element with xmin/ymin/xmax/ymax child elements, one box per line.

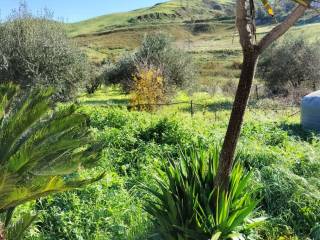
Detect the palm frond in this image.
<box><xmin>0</xmin><ymin>84</ymin><xmax>103</xmax><ymax>212</ymax></box>
<box><xmin>5</xmin><ymin>212</ymin><xmax>38</xmax><ymax>240</ymax></box>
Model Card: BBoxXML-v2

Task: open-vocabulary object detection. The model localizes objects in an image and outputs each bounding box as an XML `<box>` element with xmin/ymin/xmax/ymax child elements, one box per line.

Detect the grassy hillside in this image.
<box><xmin>69</xmin><ymin>0</ymin><xmax>320</xmax><ymax>62</ymax></box>
<box><xmin>68</xmin><ymin>0</ymin><xmax>319</xmax><ymax>37</ymax></box>
<box><xmin>68</xmin><ymin>0</ymin><xmax>234</xmax><ymax>36</ymax></box>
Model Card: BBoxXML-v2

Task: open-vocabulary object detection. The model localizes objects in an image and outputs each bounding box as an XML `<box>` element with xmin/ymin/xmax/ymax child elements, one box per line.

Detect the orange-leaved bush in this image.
<box><xmin>130</xmin><ymin>65</ymin><xmax>166</xmax><ymax>111</ymax></box>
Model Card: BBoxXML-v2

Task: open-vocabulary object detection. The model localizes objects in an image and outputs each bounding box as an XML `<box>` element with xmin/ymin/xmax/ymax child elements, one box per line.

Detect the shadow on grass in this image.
<box><xmin>280</xmin><ymin>122</ymin><xmax>318</xmax><ymax>141</ymax></box>
<box><xmin>207</xmin><ymin>100</ymin><xmax>233</xmax><ymax>112</ymax></box>
<box><xmin>179</xmin><ymin>100</ymin><xmax>233</xmax><ymax>114</ymax></box>
<box><xmin>82</xmin><ymin>98</ymin><xmax>129</xmax><ymax>106</ymax></box>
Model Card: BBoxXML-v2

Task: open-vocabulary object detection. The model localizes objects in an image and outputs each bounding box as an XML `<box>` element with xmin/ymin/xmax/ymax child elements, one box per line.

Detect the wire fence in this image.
<box><xmin>81</xmin><ymin>97</ymin><xmax>301</xmax><ymax>120</ymax></box>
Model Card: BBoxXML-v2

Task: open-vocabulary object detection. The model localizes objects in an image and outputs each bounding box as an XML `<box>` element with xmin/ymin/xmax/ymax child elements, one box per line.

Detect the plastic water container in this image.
<box><xmin>301</xmin><ymin>90</ymin><xmax>320</xmax><ymax>131</ymax></box>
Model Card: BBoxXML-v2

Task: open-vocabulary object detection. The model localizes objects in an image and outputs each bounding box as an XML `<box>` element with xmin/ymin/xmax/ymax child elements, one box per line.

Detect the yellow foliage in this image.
<box><xmin>261</xmin><ymin>0</ymin><xmax>274</xmax><ymax>16</ymax></box>
<box><xmin>130</xmin><ymin>65</ymin><xmax>166</xmax><ymax>111</ymax></box>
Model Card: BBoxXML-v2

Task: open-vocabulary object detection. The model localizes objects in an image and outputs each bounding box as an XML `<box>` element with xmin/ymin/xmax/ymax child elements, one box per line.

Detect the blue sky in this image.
<box><xmin>0</xmin><ymin>0</ymin><xmax>168</xmax><ymax>22</ymax></box>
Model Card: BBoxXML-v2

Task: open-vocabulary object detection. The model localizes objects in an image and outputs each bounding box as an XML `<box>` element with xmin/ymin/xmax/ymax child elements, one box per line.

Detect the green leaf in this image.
<box><xmin>226</xmin><ymin>232</ymin><xmax>245</xmax><ymax>240</ymax></box>
<box><xmin>142</xmin><ymin>144</ymin><xmax>260</xmax><ymax>240</ymax></box>
<box><xmin>211</xmin><ymin>231</ymin><xmax>222</xmax><ymax>240</ymax></box>
<box><xmin>0</xmin><ymin>85</ymin><xmax>104</xmax><ymax>211</ymax></box>
<box><xmin>4</xmin><ymin>207</ymin><xmax>15</xmax><ymax>227</ymax></box>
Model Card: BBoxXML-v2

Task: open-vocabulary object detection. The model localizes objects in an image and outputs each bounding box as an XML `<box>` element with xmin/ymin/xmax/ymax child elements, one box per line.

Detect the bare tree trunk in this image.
<box><xmin>216</xmin><ymin>49</ymin><xmax>258</xmax><ymax>189</ymax></box>
<box><xmin>215</xmin><ymin>0</ymin><xmax>307</xmax><ymax>189</ymax></box>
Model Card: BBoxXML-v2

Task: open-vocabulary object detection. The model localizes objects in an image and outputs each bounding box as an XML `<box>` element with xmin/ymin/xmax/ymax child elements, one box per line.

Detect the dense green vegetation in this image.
<box><xmin>8</xmin><ymin>87</ymin><xmax>315</xmax><ymax>240</ymax></box>
<box><xmin>143</xmin><ymin>145</ymin><xmax>260</xmax><ymax>240</ymax></box>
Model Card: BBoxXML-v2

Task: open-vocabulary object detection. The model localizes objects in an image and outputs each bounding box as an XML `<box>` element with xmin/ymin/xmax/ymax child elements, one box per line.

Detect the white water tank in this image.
<box><xmin>301</xmin><ymin>91</ymin><xmax>320</xmax><ymax>131</ymax></box>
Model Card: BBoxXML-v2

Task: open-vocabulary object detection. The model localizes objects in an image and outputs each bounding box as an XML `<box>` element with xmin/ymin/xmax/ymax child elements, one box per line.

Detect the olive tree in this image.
<box><xmin>258</xmin><ymin>35</ymin><xmax>320</xmax><ymax>95</ymax></box>
<box><xmin>105</xmin><ymin>32</ymin><xmax>196</xmax><ymax>97</ymax></box>
<box><xmin>0</xmin><ymin>7</ymin><xmax>91</xmax><ymax>102</ymax></box>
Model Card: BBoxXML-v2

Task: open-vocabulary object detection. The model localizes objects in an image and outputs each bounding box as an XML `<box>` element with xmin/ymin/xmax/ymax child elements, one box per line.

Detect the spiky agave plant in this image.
<box><xmin>143</xmin><ymin>145</ymin><xmax>263</xmax><ymax>240</ymax></box>
<box><xmin>0</xmin><ymin>84</ymin><xmax>104</xmax><ymax>237</ymax></box>
<box><xmin>311</xmin><ymin>223</ymin><xmax>320</xmax><ymax>240</ymax></box>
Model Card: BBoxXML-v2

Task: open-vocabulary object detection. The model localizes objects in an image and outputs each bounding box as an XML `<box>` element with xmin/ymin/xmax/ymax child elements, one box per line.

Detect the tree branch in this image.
<box><xmin>257</xmin><ymin>5</ymin><xmax>307</xmax><ymax>53</ymax></box>
<box><xmin>236</xmin><ymin>0</ymin><xmax>255</xmax><ymax>50</ymax></box>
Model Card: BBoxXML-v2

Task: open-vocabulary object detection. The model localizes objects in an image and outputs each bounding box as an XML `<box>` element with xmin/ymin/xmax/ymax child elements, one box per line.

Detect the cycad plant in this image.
<box><xmin>0</xmin><ymin>212</ymin><xmax>38</xmax><ymax>240</ymax></box>
<box><xmin>0</xmin><ymin>84</ymin><xmax>104</xmax><ymax>237</ymax></box>
<box><xmin>144</xmin><ymin>145</ymin><xmax>262</xmax><ymax>240</ymax></box>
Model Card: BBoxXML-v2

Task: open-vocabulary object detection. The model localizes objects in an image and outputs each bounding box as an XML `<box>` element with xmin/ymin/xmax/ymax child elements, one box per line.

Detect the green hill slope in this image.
<box><xmin>68</xmin><ymin>0</ymin><xmax>234</xmax><ymax>36</ymax></box>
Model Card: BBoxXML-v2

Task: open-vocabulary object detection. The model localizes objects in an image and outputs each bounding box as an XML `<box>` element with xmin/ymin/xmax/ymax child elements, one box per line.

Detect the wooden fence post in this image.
<box><xmin>190</xmin><ymin>100</ymin><xmax>194</xmax><ymax>117</ymax></box>
<box><xmin>255</xmin><ymin>85</ymin><xmax>259</xmax><ymax>100</ymax></box>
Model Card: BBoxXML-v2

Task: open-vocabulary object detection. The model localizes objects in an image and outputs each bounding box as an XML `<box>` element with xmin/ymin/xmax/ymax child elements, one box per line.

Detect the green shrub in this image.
<box><xmin>79</xmin><ymin>107</ymin><xmax>193</xmax><ymax>181</ymax></box>
<box><xmin>311</xmin><ymin>224</ymin><xmax>320</xmax><ymax>240</ymax></box>
<box><xmin>0</xmin><ymin>84</ymin><xmax>104</xmax><ymax>239</ymax></box>
<box><xmin>292</xmin><ymin>154</ymin><xmax>320</xmax><ymax>178</ymax></box>
<box><xmin>241</xmin><ymin>122</ymin><xmax>288</xmax><ymax>147</ymax></box>
<box><xmin>139</xmin><ymin>118</ymin><xmax>187</xmax><ymax>145</ymax></box>
<box><xmin>104</xmin><ymin>55</ymin><xmax>136</xmax><ymax>92</ymax></box>
<box><xmin>104</xmin><ymin>32</ymin><xmax>196</xmax><ymax>95</ymax></box>
<box><xmin>143</xmin><ymin>145</ymin><xmax>262</xmax><ymax>240</ymax></box>
<box><xmin>135</xmin><ymin>33</ymin><xmax>196</xmax><ymax>92</ymax></box>
<box><xmin>0</xmin><ymin>211</ymin><xmax>38</xmax><ymax>240</ymax></box>
<box><xmin>0</xmin><ymin>84</ymin><xmax>103</xmax><ymax>212</ymax></box>
<box><xmin>85</xmin><ymin>62</ymin><xmax>112</xmax><ymax>94</ymax></box>
<box><xmin>86</xmin><ymin>107</ymin><xmax>130</xmax><ymax>130</ymax></box>
<box><xmin>258</xmin><ymin>35</ymin><xmax>320</xmax><ymax>97</ymax></box>
<box><xmin>238</xmin><ymin>147</ymin><xmax>281</xmax><ymax>169</ymax></box>
<box><xmin>0</xmin><ymin>6</ymin><xmax>91</xmax><ymax>101</ymax></box>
